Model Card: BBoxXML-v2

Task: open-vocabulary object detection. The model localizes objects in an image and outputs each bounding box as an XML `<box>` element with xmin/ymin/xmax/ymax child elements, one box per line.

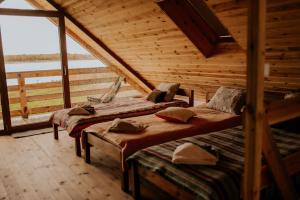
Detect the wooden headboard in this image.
<box><xmin>176</xmin><ymin>88</ymin><xmax>194</xmax><ymax>107</ymax></box>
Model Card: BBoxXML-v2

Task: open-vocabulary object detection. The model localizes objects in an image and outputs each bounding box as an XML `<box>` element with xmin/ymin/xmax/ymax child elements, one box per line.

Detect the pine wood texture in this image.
<box><xmin>26</xmin><ymin>0</ymin><xmax>300</xmax><ymax>101</ymax></box>
<box><xmin>243</xmin><ymin>0</ymin><xmax>266</xmax><ymax>199</ymax></box>
<box><xmin>206</xmin><ymin>0</ymin><xmax>300</xmax><ymax>92</ymax></box>
<box><xmin>0</xmin><ymin>132</ymin><xmax>132</xmax><ymax>200</ymax></box>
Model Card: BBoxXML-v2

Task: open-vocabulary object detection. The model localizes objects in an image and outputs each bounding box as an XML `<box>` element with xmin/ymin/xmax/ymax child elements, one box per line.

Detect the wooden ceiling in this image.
<box><xmin>27</xmin><ymin>0</ymin><xmax>300</xmax><ymax>100</ymax></box>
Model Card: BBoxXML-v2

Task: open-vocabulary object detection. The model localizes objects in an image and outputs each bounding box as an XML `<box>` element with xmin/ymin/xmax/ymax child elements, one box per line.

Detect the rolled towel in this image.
<box><xmin>68</xmin><ymin>105</ymin><xmax>95</xmax><ymax>116</ymax></box>
<box><xmin>172</xmin><ymin>143</ymin><xmax>218</xmax><ymax>165</ymax></box>
<box><xmin>107</xmin><ymin>118</ymin><xmax>147</xmax><ymax>133</ymax></box>
<box><xmin>81</xmin><ymin>105</ymin><xmax>95</xmax><ymax>114</ymax></box>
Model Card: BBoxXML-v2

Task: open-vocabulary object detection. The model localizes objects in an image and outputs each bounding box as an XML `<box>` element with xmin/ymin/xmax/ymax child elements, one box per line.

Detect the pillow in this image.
<box><xmin>155</xmin><ymin>107</ymin><xmax>196</xmax><ymax>123</ymax></box>
<box><xmin>207</xmin><ymin>87</ymin><xmax>245</xmax><ymax>114</ymax></box>
<box><xmin>172</xmin><ymin>143</ymin><xmax>218</xmax><ymax>165</ymax></box>
<box><xmin>108</xmin><ymin>118</ymin><xmax>147</xmax><ymax>133</ymax></box>
<box><xmin>284</xmin><ymin>92</ymin><xmax>300</xmax><ymax>99</ymax></box>
<box><xmin>157</xmin><ymin>83</ymin><xmax>180</xmax><ymax>102</ymax></box>
<box><xmin>146</xmin><ymin>89</ymin><xmax>167</xmax><ymax>103</ymax></box>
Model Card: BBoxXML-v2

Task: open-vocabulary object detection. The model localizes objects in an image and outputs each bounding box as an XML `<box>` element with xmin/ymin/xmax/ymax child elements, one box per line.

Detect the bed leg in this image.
<box><xmin>75</xmin><ymin>136</ymin><xmax>81</xmax><ymax>157</ymax></box>
<box><xmin>84</xmin><ymin>133</ymin><xmax>91</xmax><ymax>164</ymax></box>
<box><xmin>132</xmin><ymin>161</ymin><xmax>141</xmax><ymax>200</ymax></box>
<box><xmin>53</xmin><ymin>124</ymin><xmax>59</xmax><ymax>140</ymax></box>
<box><xmin>189</xmin><ymin>90</ymin><xmax>194</xmax><ymax>107</ymax></box>
<box><xmin>85</xmin><ymin>143</ymin><xmax>91</xmax><ymax>163</ymax></box>
<box><xmin>121</xmin><ymin>170</ymin><xmax>129</xmax><ymax>193</ymax></box>
<box><xmin>121</xmin><ymin>157</ymin><xmax>129</xmax><ymax>193</ymax></box>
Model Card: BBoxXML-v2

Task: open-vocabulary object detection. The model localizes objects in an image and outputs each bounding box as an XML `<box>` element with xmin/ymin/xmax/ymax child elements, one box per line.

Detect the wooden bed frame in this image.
<box><xmin>129</xmin><ymin>148</ymin><xmax>300</xmax><ymax>200</ymax></box>
<box><xmin>128</xmin><ymin>96</ymin><xmax>300</xmax><ymax>200</ymax></box>
<box><xmin>82</xmin><ymin>103</ymin><xmax>242</xmax><ymax>193</ymax></box>
<box><xmin>53</xmin><ymin>88</ymin><xmax>194</xmax><ymax>157</ymax></box>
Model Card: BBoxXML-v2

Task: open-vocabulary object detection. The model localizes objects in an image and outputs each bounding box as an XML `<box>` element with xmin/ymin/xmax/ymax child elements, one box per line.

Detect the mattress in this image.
<box><xmin>50</xmin><ymin>97</ymin><xmax>188</xmax><ymax>137</ymax></box>
<box><xmin>83</xmin><ymin>106</ymin><xmax>241</xmax><ymax>159</ymax></box>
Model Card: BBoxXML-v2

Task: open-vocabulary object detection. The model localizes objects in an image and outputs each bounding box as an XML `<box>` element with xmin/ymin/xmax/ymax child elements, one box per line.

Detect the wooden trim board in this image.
<box><xmin>0</xmin><ymin>29</ymin><xmax>11</xmax><ymax>133</ymax></box>
<box><xmin>58</xmin><ymin>14</ymin><xmax>71</xmax><ymax>108</ymax></box>
<box><xmin>0</xmin><ymin>8</ymin><xmax>59</xmax><ymax>17</ymax></box>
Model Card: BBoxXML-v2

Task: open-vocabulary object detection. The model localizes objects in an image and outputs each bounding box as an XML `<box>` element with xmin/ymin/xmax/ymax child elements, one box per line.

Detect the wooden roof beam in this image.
<box><xmin>0</xmin><ymin>8</ymin><xmax>59</xmax><ymax>17</ymax></box>
<box><xmin>44</xmin><ymin>0</ymin><xmax>154</xmax><ymax>93</ymax></box>
<box><xmin>157</xmin><ymin>0</ymin><xmax>219</xmax><ymax>58</ymax></box>
<box><xmin>243</xmin><ymin>0</ymin><xmax>266</xmax><ymax>199</ymax></box>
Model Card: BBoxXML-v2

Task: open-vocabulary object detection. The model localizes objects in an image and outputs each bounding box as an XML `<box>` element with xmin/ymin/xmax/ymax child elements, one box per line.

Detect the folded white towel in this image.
<box><xmin>172</xmin><ymin>143</ymin><xmax>218</xmax><ymax>165</ymax></box>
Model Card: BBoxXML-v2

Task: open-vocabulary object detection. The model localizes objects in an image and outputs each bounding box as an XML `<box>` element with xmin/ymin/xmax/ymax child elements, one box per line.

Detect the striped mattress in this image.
<box><xmin>128</xmin><ymin>126</ymin><xmax>300</xmax><ymax>200</ymax></box>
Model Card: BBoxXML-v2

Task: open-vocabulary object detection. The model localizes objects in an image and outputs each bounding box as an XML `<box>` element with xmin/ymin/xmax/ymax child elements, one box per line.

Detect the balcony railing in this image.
<box><xmin>0</xmin><ymin>66</ymin><xmax>138</xmax><ymax>119</ymax></box>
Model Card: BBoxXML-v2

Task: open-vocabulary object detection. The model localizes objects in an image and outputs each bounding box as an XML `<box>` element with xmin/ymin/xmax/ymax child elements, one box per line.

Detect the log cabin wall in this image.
<box><xmin>28</xmin><ymin>0</ymin><xmax>300</xmax><ymax>101</ymax></box>
<box><xmin>205</xmin><ymin>0</ymin><xmax>300</xmax><ymax>93</ymax></box>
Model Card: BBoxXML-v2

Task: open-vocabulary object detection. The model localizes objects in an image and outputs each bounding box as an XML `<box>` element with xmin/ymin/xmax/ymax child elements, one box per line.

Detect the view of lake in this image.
<box><xmin>6</xmin><ymin>59</ymin><xmax>106</xmax><ymax>85</ymax></box>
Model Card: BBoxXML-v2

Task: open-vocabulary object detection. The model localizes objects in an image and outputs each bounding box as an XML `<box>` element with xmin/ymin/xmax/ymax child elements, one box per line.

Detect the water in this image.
<box><xmin>5</xmin><ymin>60</ymin><xmax>106</xmax><ymax>85</ymax></box>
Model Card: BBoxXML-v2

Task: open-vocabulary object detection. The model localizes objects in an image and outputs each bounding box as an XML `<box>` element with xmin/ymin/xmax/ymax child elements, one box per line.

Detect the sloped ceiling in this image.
<box><xmin>28</xmin><ymin>0</ymin><xmax>300</xmax><ymax>100</ymax></box>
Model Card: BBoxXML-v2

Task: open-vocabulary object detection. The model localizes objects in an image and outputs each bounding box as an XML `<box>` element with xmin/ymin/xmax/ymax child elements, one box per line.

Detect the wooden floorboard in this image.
<box><xmin>0</xmin><ymin>131</ymin><xmax>132</xmax><ymax>200</ymax></box>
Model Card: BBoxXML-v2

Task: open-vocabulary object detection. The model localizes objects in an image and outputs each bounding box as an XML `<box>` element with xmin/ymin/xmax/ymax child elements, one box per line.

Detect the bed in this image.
<box><xmin>82</xmin><ymin>105</ymin><xmax>242</xmax><ymax>191</ymax></box>
<box><xmin>127</xmin><ymin>126</ymin><xmax>300</xmax><ymax>200</ymax></box>
<box><xmin>50</xmin><ymin>88</ymin><xmax>194</xmax><ymax>156</ymax></box>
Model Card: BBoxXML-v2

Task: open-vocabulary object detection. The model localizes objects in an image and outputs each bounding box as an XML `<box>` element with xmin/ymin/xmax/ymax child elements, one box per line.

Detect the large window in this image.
<box><xmin>0</xmin><ymin>1</ymin><xmax>69</xmax><ymax>132</ymax></box>
<box><xmin>1</xmin><ymin>15</ymin><xmax>64</xmax><ymax>126</ymax></box>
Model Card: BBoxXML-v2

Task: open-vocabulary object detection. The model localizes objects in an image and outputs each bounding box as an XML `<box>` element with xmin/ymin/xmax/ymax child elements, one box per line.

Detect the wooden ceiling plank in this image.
<box><xmin>28</xmin><ymin>0</ymin><xmax>153</xmax><ymax>93</ymax></box>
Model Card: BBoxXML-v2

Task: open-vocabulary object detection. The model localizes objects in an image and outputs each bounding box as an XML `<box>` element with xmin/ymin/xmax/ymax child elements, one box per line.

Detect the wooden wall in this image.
<box><xmin>205</xmin><ymin>0</ymin><xmax>300</xmax><ymax>93</ymax></box>
<box><xmin>29</xmin><ymin>0</ymin><xmax>300</xmax><ymax>101</ymax></box>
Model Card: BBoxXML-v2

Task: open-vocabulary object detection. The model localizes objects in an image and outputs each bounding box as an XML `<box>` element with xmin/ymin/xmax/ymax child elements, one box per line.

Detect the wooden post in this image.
<box><xmin>58</xmin><ymin>14</ymin><xmax>71</xmax><ymax>108</ymax></box>
<box><xmin>17</xmin><ymin>73</ymin><xmax>29</xmax><ymax>118</ymax></box>
<box><xmin>243</xmin><ymin>0</ymin><xmax>266</xmax><ymax>200</ymax></box>
<box><xmin>262</xmin><ymin>118</ymin><xmax>297</xmax><ymax>199</ymax></box>
<box><xmin>0</xmin><ymin>28</ymin><xmax>11</xmax><ymax>133</ymax></box>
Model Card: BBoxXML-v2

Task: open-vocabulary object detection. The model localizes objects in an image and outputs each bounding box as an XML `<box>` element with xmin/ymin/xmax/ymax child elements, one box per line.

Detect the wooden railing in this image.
<box><xmin>0</xmin><ymin>66</ymin><xmax>138</xmax><ymax>118</ymax></box>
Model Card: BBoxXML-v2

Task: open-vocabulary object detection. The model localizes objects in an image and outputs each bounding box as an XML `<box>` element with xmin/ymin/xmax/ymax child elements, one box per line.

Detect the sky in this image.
<box><xmin>0</xmin><ymin>0</ymin><xmax>90</xmax><ymax>55</ymax></box>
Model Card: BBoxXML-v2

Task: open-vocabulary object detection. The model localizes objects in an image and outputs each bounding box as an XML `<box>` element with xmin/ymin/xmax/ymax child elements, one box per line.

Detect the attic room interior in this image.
<box><xmin>0</xmin><ymin>0</ymin><xmax>299</xmax><ymax>199</ymax></box>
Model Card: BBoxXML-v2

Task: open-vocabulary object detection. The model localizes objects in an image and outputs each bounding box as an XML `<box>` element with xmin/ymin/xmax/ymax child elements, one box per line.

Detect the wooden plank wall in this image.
<box><xmin>205</xmin><ymin>0</ymin><xmax>300</xmax><ymax>93</ymax></box>
<box><xmin>29</xmin><ymin>0</ymin><xmax>300</xmax><ymax>101</ymax></box>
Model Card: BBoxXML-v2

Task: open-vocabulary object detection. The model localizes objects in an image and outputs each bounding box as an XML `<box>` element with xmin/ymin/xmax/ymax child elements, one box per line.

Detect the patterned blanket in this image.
<box><xmin>50</xmin><ymin>98</ymin><xmax>188</xmax><ymax>137</ymax></box>
<box><xmin>128</xmin><ymin>126</ymin><xmax>300</xmax><ymax>200</ymax></box>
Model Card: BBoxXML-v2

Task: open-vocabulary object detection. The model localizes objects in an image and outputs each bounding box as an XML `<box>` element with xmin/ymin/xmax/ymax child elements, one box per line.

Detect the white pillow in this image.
<box><xmin>207</xmin><ymin>86</ymin><xmax>245</xmax><ymax>114</ymax></box>
<box><xmin>155</xmin><ymin>107</ymin><xmax>196</xmax><ymax>123</ymax></box>
<box><xmin>172</xmin><ymin>143</ymin><xmax>218</xmax><ymax>165</ymax></box>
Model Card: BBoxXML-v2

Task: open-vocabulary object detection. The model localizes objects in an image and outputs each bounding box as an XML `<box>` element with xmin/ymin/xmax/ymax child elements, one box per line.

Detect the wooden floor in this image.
<box><xmin>0</xmin><ymin>131</ymin><xmax>132</xmax><ymax>200</ymax></box>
